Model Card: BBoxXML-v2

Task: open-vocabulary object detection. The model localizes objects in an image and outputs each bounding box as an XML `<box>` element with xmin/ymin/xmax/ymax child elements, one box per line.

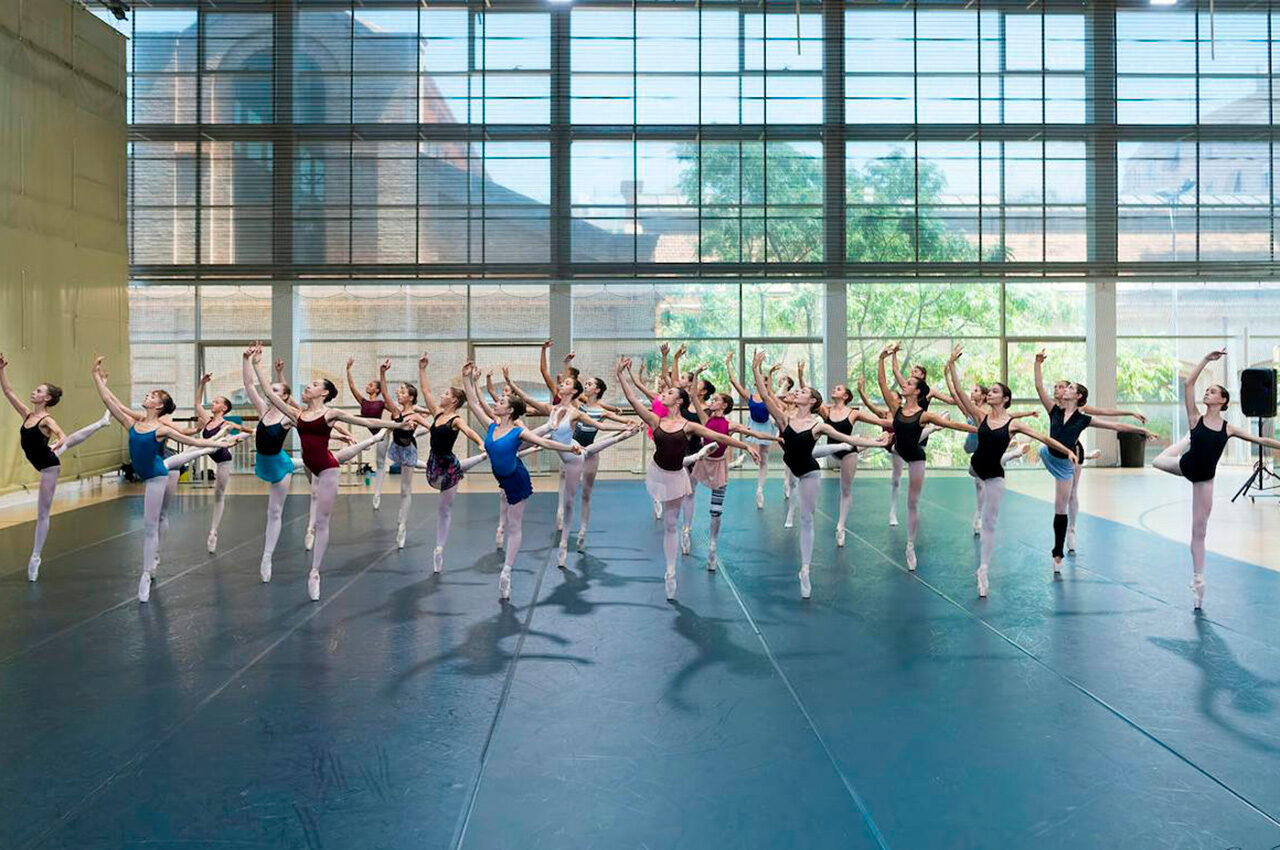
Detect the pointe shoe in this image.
<box><xmin>664</xmin><ymin>570</ymin><xmax>677</xmax><ymax>601</ymax></box>
<box><xmin>307</xmin><ymin>570</ymin><xmax>321</xmax><ymax>601</ymax></box>
<box><xmin>396</xmin><ymin>523</ymin><xmax>407</xmax><ymax>549</ymax></box>
<box><xmin>433</xmin><ymin>546</ymin><xmax>444</xmax><ymax>573</ymax></box>
<box><xmin>799</xmin><ymin>566</ymin><xmax>811</xmax><ymax>599</ymax></box>
<box><xmin>556</xmin><ymin>509</ymin><xmax>564</xmax><ymax>531</ymax></box>
<box><xmin>756</xmin><ymin>490</ymin><xmax>764</xmax><ymax>510</ymax></box>
<box><xmin>1052</xmin><ymin>557</ymin><xmax>1063</xmax><ymax>578</ymax></box>
<box><xmin>889</xmin><ymin>509</ymin><xmax>899</xmax><ymax>528</ymax></box>
<box><xmin>905</xmin><ymin>543</ymin><xmax>917</xmax><ymax>571</ymax></box>
<box><xmin>260</xmin><ymin>557</ymin><xmax>272</xmax><ymax>583</ymax></box>
<box><xmin>707</xmin><ymin>547</ymin><xmax>717</xmax><ymax>572</ymax></box>
<box><xmin>575</xmin><ymin>528</ymin><xmax>586</xmax><ymax>550</ymax></box>
<box><xmin>138</xmin><ymin>572</ymin><xmax>151</xmax><ymax>603</ymax></box>
<box><xmin>372</xmin><ymin>493</ymin><xmax>381</xmax><ymax>511</ymax></box>
<box><xmin>499</xmin><ymin>568</ymin><xmax>511</xmax><ymax>600</ymax></box>
<box><xmin>305</xmin><ymin>526</ymin><xmax>315</xmax><ymax>551</ymax></box>
<box><xmin>972</xmin><ymin>513</ymin><xmax>982</xmax><ymax>536</ymax></box>
<box><xmin>976</xmin><ymin>564</ymin><xmax>989</xmax><ymax>598</ymax></box>
<box><xmin>557</xmin><ymin>546</ymin><xmax>568</xmax><ymax>569</ymax></box>
<box><xmin>206</xmin><ymin>530</ymin><xmax>218</xmax><ymax>553</ymax></box>
<box><xmin>27</xmin><ymin>556</ymin><xmax>40</xmax><ymax>582</ymax></box>
<box><xmin>784</xmin><ymin>508</ymin><xmax>794</xmax><ymax>530</ymax></box>
<box><xmin>495</xmin><ymin>526</ymin><xmax>505</xmax><ymax>550</ymax></box>
<box><xmin>1192</xmin><ymin>575</ymin><xmax>1206</xmax><ymax>610</ymax></box>
<box><xmin>783</xmin><ymin>486</ymin><xmax>791</xmax><ymax>501</ymax></box>
<box><xmin>654</xmin><ymin>500</ymin><xmax>663</xmax><ymax>520</ymax></box>
<box><xmin>836</xmin><ymin>526</ymin><xmax>846</xmax><ymax>548</ymax></box>
<box><xmin>681</xmin><ymin>527</ymin><xmax>691</xmax><ymax>555</ymax></box>
<box><xmin>1066</xmin><ymin>528</ymin><xmax>1077</xmax><ymax>554</ymax></box>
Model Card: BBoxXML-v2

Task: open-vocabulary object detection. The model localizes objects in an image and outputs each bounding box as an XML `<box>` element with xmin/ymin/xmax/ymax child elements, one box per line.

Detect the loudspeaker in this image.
<box><xmin>1240</xmin><ymin>368</ymin><xmax>1277</xmax><ymax>418</ymax></box>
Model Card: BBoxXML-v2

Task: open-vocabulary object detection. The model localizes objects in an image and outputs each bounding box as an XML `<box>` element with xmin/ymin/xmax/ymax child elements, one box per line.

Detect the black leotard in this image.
<box><xmin>256</xmin><ymin>420</ymin><xmax>289</xmax><ymax>455</ymax></box>
<box><xmin>681</xmin><ymin>408</ymin><xmax>703</xmax><ymax>453</ymax></box>
<box><xmin>782</xmin><ymin>423</ymin><xmax>820</xmax><ymax>476</ymax></box>
<box><xmin>892</xmin><ymin>408</ymin><xmax>926</xmax><ymax>463</ymax></box>
<box><xmin>430</xmin><ymin>415</ymin><xmax>460</xmax><ymax>456</ymax></box>
<box><xmin>969</xmin><ymin>417</ymin><xmax>1012</xmax><ymax>480</ymax></box>
<box><xmin>652</xmin><ymin>424</ymin><xmax>688</xmax><ymax>472</ymax></box>
<box><xmin>1178</xmin><ymin>417</ymin><xmax>1230</xmax><ymax>483</ymax></box>
<box><xmin>918</xmin><ymin>381</ymin><xmax>931</xmax><ymax>411</ymax></box>
<box><xmin>1047</xmin><ymin>405</ymin><xmax>1092</xmax><ymax>460</ymax></box>
<box><xmin>392</xmin><ymin>413</ymin><xmax>416</xmax><ymax>448</ymax></box>
<box><xmin>20</xmin><ymin>416</ymin><xmax>59</xmax><ymax>471</ymax></box>
<box><xmin>825</xmin><ymin>413</ymin><xmax>857</xmax><ymax>460</ymax></box>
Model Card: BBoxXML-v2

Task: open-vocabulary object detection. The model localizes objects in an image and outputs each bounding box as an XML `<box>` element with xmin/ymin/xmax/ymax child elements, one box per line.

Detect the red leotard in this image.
<box><xmin>297</xmin><ymin>413</ymin><xmax>339</xmax><ymax>474</ymax></box>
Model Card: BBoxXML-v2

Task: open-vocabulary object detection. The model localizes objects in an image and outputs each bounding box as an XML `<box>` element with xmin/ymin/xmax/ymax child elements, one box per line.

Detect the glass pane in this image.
<box><xmin>1005</xmin><ymin>283</ymin><xmax>1087</xmax><ymax>337</ymax></box>
<box><xmin>129</xmin><ymin>285</ymin><xmax>195</xmax><ymax>342</ymax></box>
<box><xmin>296</xmin><ymin>284</ymin><xmax>468</xmax><ymax>341</ymax></box>
<box><xmin>470</xmin><ymin>285</ymin><xmax>550</xmax><ymax>339</ymax></box>
<box><xmin>1005</xmin><ymin>341</ymin><xmax>1086</xmax><ymax>400</ymax></box>
<box><xmin>198</xmin><ymin>286</ymin><xmax>272</xmax><ymax>341</ymax></box>
<box><xmin>741</xmin><ymin>283</ymin><xmax>824</xmax><ymax>337</ymax></box>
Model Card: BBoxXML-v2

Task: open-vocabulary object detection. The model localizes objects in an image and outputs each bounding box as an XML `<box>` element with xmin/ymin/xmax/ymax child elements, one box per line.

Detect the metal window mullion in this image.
<box><xmin>195</xmin><ymin>5</ymin><xmax>204</xmax><ymax>269</ymax></box>
<box><xmin>348</xmin><ymin>2</ymin><xmax>354</xmax><ymax>270</ymax></box>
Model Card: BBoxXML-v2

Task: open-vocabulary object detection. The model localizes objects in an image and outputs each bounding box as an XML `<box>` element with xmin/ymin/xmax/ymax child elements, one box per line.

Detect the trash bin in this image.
<box><xmin>1118</xmin><ymin>431</ymin><xmax>1146</xmax><ymax>468</ymax></box>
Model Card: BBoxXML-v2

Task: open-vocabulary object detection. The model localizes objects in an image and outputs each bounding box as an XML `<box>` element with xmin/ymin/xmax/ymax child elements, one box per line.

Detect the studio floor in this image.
<box><xmin>2</xmin><ymin>474</ymin><xmax>1279</xmax><ymax>849</ymax></box>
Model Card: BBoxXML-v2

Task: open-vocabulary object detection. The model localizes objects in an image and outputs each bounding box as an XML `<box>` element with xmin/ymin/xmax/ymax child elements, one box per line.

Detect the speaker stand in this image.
<box><xmin>1231</xmin><ymin>417</ymin><xmax>1280</xmax><ymax>503</ymax></box>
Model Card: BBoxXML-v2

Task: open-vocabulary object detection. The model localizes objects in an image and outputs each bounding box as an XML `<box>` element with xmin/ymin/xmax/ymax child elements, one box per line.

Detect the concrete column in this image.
<box><xmin>824</xmin><ymin>281</ymin><xmax>848</xmax><ymax>392</ymax></box>
<box><xmin>271</xmin><ymin>281</ymin><xmax>296</xmax><ymax>388</ymax></box>
<box><xmin>1086</xmin><ymin>281</ymin><xmax>1119</xmax><ymax>464</ymax></box>
<box><xmin>550</xmin><ymin>282</ymin><xmax>572</xmax><ymax>369</ymax></box>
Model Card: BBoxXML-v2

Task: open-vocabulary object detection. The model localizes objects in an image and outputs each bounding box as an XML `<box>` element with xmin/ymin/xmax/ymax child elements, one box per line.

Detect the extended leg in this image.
<box><xmin>260</xmin><ymin>476</ymin><xmax>290</xmax><ymax>581</ymax></box>
<box><xmin>308</xmin><ymin>468</ymin><xmax>340</xmax><ymax>600</ymax></box>
<box><xmin>557</xmin><ymin>458</ymin><xmax>584</xmax><ymax>564</ymax></box>
<box><xmin>52</xmin><ymin>410</ymin><xmax>112</xmax><ymax>457</ymax></box>
<box><xmin>576</xmin><ymin>453</ymin><xmax>600</xmax><ymax>547</ymax></box>
<box><xmin>796</xmin><ymin>471</ymin><xmax>820</xmax><ymax>598</ymax></box>
<box><xmin>1189</xmin><ymin>480</ymin><xmax>1213</xmax><ymax>609</ymax></box>
<box><xmin>1153</xmin><ymin>435</ymin><xmax>1190</xmax><ymax>476</ymax></box>
<box><xmin>661</xmin><ymin>497</ymin><xmax>683</xmax><ymax>599</ymax></box>
<box><xmin>755</xmin><ymin>444</ymin><xmax>769</xmax><ymax>508</ymax></box>
<box><xmin>706</xmin><ymin>484</ymin><xmax>726</xmax><ymax>570</ymax></box>
<box><xmin>371</xmin><ymin>435</ymin><xmax>389</xmax><ymax>509</ymax></box>
<box><xmin>395</xmin><ymin>465</ymin><xmax>414</xmax><ymax>548</ymax></box>
<box><xmin>975</xmin><ymin>477</ymin><xmax>1006</xmax><ymax>598</ymax></box>
<box><xmin>334</xmin><ymin>430</ymin><xmax>387</xmax><ymax>463</ymax></box>
<box><xmin>207</xmin><ymin>460</ymin><xmax>232</xmax><ymax>552</ymax></box>
<box><xmin>138</xmin><ymin>476</ymin><xmax>168</xmax><ymax>601</ymax></box>
<box><xmin>584</xmin><ymin>429</ymin><xmax>635</xmax><ymax>457</ymax></box>
<box><xmin>836</xmin><ymin>453</ymin><xmax>857</xmax><ymax>545</ymax></box>
<box><xmin>499</xmin><ymin>500</ymin><xmax>527</xmax><ymax>600</ymax></box>
<box><xmin>1051</xmin><ymin>476</ymin><xmax>1072</xmax><ymax>571</ymax></box>
<box><xmin>434</xmin><ymin>484</ymin><xmax>457</xmax><ymax>572</ymax></box>
<box><xmin>889</xmin><ymin>453</ymin><xmax>903</xmax><ymax>526</ymax></box>
<box><xmin>904</xmin><ymin>460</ymin><xmax>925</xmax><ymax>569</ymax></box>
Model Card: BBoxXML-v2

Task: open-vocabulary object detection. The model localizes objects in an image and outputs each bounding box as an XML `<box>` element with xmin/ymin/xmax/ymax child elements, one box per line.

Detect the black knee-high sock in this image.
<box><xmin>1052</xmin><ymin>513</ymin><xmax>1068</xmax><ymax>559</ymax></box>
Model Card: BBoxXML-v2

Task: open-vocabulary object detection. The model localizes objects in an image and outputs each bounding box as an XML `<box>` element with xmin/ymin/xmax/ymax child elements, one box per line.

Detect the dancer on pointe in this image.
<box><xmin>877</xmin><ymin>344</ymin><xmax>976</xmax><ymax>572</ymax></box>
<box><xmin>685</xmin><ymin>369</ymin><xmax>781</xmax><ymax>570</ymax></box>
<box><xmin>194</xmin><ymin>372</ymin><xmax>250</xmax><ymax>554</ymax></box>
<box><xmin>814</xmin><ymin>381</ymin><xmax>890</xmax><ymax>547</ymax></box>
<box><xmin>1</xmin><ymin>354</ymin><xmax>113</xmax><ymax>581</ymax></box>
<box><xmin>377</xmin><ymin>359</ymin><xmax>434</xmax><ymax>550</ymax></box>
<box><xmin>1033</xmin><ymin>350</ymin><xmax>1155</xmax><ymax>576</ymax></box>
<box><xmin>754</xmin><ymin>351</ymin><xmax>888</xmax><ymax>598</ymax></box>
<box><xmin>505</xmin><ymin>364</ymin><xmax>639</xmax><ymax>564</ymax></box>
<box><xmin>1151</xmin><ymin>349</ymin><xmax>1280</xmax><ymax>609</ymax></box>
<box><xmin>958</xmin><ymin>380</ymin><xmax>1040</xmax><ymax>535</ymax></box>
<box><xmin>461</xmin><ymin>362</ymin><xmax>583</xmax><ymax>601</ymax></box>
<box><xmin>255</xmin><ymin>355</ymin><xmax>412</xmax><ymax>601</ymax></box>
<box><xmin>411</xmin><ymin>352</ymin><xmax>488</xmax><ymax>573</ymax></box>
<box><xmin>616</xmin><ymin>357</ymin><xmax>760</xmax><ymax>601</ymax></box>
<box><xmin>943</xmin><ymin>348</ymin><xmax>1071</xmax><ymax>598</ymax></box>
<box><xmin>346</xmin><ymin>357</ymin><xmax>390</xmax><ymax>510</ymax></box>
<box><xmin>92</xmin><ymin>356</ymin><xmax>245</xmax><ymax>602</ymax></box>
<box><xmin>724</xmin><ymin>351</ymin><xmax>778</xmax><ymax>510</ymax></box>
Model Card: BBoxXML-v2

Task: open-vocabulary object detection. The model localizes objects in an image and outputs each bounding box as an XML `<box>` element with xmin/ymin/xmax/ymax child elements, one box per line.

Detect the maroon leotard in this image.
<box><xmin>297</xmin><ymin>413</ymin><xmax>339</xmax><ymax>474</ymax></box>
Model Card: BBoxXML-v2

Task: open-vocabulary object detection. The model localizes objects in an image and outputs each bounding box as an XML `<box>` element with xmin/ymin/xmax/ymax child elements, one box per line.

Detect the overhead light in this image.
<box><xmin>1150</xmin><ymin>0</ymin><xmax>1177</xmax><ymax>6</ymax></box>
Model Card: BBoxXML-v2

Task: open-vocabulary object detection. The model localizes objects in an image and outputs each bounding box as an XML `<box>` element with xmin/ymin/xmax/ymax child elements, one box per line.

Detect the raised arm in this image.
<box><xmin>503</xmin><ymin>365</ymin><xmax>552</xmax><ymax>415</ymax></box>
<box><xmin>417</xmin><ymin>352</ymin><xmax>440</xmax><ymax>417</ymax></box>
<box><xmin>1088</xmin><ymin>419</ymin><xmax>1156</xmax><ymax>439</ymax></box>
<box><xmin>1011</xmin><ymin>409</ymin><xmax>1040</xmax><ymax>421</ymax></box>
<box><xmin>616</xmin><ymin>359</ymin><xmax>660</xmax><ymax>429</ymax></box>
<box><xmin>813</xmin><ymin>422</ymin><xmax>892</xmax><ymax>449</ymax></box>
<box><xmin>751</xmin><ymin>350</ymin><xmax>787</xmax><ymax>426</ymax></box>
<box><xmin>0</xmin><ymin>354</ymin><xmax>31</xmax><ymax>418</ymax></box>
<box><xmin>857</xmin><ymin>375</ymin><xmax>888</xmax><ymax>419</ymax></box>
<box><xmin>1182</xmin><ymin>349</ymin><xmax>1225</xmax><ymax>427</ymax></box>
<box><xmin>345</xmin><ymin>357</ymin><xmax>366</xmax><ymax>404</ymax></box>
<box><xmin>157</xmin><ymin>422</ymin><xmax>245</xmax><ymax>450</ymax></box>
<box><xmin>484</xmin><ymin>370</ymin><xmax>502</xmax><ymax>408</ymax></box>
<box><xmin>689</xmin><ymin>366</ymin><xmax>710</xmax><ymax>424</ymax></box>
<box><xmin>921</xmin><ymin>411</ymin><xmax>977</xmax><ymax>433</ymax></box>
<box><xmin>796</xmin><ymin>360</ymin><xmax>806</xmax><ymax>390</ymax></box>
<box><xmin>657</xmin><ymin>344</ymin><xmax>670</xmax><ymax>389</ymax></box>
<box><xmin>1226</xmin><ymin>425</ymin><xmax>1280</xmax><ymax>451</ymax></box>
<box><xmin>724</xmin><ymin>350</ymin><xmax>751</xmax><ymax>402</ymax></box>
<box><xmin>242</xmin><ymin>344</ymin><xmax>269</xmax><ymax>416</ymax></box>
<box><xmin>332</xmin><ymin>408</ymin><xmax>413</xmax><ymax>432</ymax></box>
<box><xmin>685</xmin><ymin>420</ymin><xmax>762</xmax><ymax>464</ymax></box>
<box><xmin>453</xmin><ymin>417</ymin><xmax>486</xmax><ymax>450</ymax></box>
<box><xmin>1009</xmin><ymin>421</ymin><xmax>1074</xmax><ymax>458</ymax></box>
<box><xmin>876</xmin><ymin>345</ymin><xmax>901</xmax><ymax>414</ymax></box>
<box><xmin>252</xmin><ymin>355</ymin><xmax>299</xmax><ymax>424</ymax></box>
<box><xmin>1032</xmin><ymin>349</ymin><xmax>1055</xmax><ymax>412</ymax></box>
<box><xmin>461</xmin><ymin>362</ymin><xmax>495</xmax><ymax>430</ymax></box>
<box><xmin>378</xmin><ymin>359</ymin><xmax>403</xmax><ymax>418</ymax></box>
<box><xmin>194</xmin><ymin>372</ymin><xmax>213</xmax><ymax>426</ymax></box>
<box><xmin>628</xmin><ymin>362</ymin><xmax>660</xmax><ymax>403</ymax></box>
<box><xmin>91</xmin><ymin>356</ymin><xmax>138</xmax><ymax>426</ymax></box>
<box><xmin>518</xmin><ymin>427</ymin><xmax>584</xmax><ymax>455</ymax></box>
<box><xmin>539</xmin><ymin>339</ymin><xmax>557</xmax><ymax>394</ymax></box>
<box><xmin>890</xmin><ymin>347</ymin><xmax>908</xmax><ymax>389</ymax></box>
<box><xmin>670</xmin><ymin>344</ymin><xmax>686</xmax><ymax>388</ymax></box>
<box><xmin>945</xmin><ymin>348</ymin><xmax>981</xmax><ymax>423</ymax></box>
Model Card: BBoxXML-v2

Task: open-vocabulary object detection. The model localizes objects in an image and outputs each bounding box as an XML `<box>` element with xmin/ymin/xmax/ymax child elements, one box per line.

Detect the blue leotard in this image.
<box><xmin>129</xmin><ymin>426</ymin><xmax>168</xmax><ymax>481</ymax></box>
<box><xmin>254</xmin><ymin>421</ymin><xmax>295</xmax><ymax>484</ymax></box>
<box><xmin>485</xmin><ymin>423</ymin><xmax>532</xmax><ymax>504</ymax></box>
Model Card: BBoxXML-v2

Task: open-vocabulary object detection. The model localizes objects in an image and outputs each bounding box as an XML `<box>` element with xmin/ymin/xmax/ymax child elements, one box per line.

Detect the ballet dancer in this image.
<box><xmin>568</xmin><ymin>373</ymin><xmax>637</xmax><ymax>548</ymax></box>
<box><xmin>194</xmin><ymin>372</ymin><xmax>250</xmax><ymax>554</ymax></box>
<box><xmin>1033</xmin><ymin>350</ymin><xmax>1155</xmax><ymax>576</ymax></box>
<box><xmin>1151</xmin><ymin>350</ymin><xmax>1280</xmax><ymax>609</ymax></box>
<box><xmin>460</xmin><ymin>362</ymin><xmax>582</xmax><ymax>601</ymax></box>
<box><xmin>413</xmin><ymin>352</ymin><xmax>486</xmax><ymax>573</ymax></box>
<box><xmin>616</xmin><ymin>357</ymin><xmax>759</xmax><ymax>601</ymax></box>
<box><xmin>506</xmin><ymin>363</ymin><xmax>639</xmax><ymax>566</ymax></box>
<box><xmin>92</xmin><ymin>356</ymin><xmax>244</xmax><ymax>602</ymax></box>
<box><xmin>254</xmin><ymin>355</ymin><xmax>412</xmax><ymax>601</ymax></box>
<box><xmin>377</xmin><ymin>359</ymin><xmax>434</xmax><ymax>550</ymax></box>
<box><xmin>943</xmin><ymin>348</ymin><xmax>1071</xmax><ymax>597</ymax></box>
<box><xmin>957</xmin><ymin>380</ymin><xmax>1040</xmax><ymax>535</ymax></box>
<box><xmin>753</xmin><ymin>351</ymin><xmax>887</xmax><ymax>598</ymax></box>
<box><xmin>816</xmin><ymin>382</ymin><xmax>890</xmax><ymax>547</ymax></box>
<box><xmin>346</xmin><ymin>357</ymin><xmax>390</xmax><ymax>510</ymax></box>
<box><xmin>724</xmin><ymin>351</ymin><xmax>776</xmax><ymax>510</ymax></box>
<box><xmin>1</xmin><ymin>354</ymin><xmax>113</xmax><ymax>581</ymax></box>
<box><xmin>685</xmin><ymin>376</ymin><xmax>780</xmax><ymax>570</ymax></box>
<box><xmin>877</xmin><ymin>343</ymin><xmax>975</xmax><ymax>571</ymax></box>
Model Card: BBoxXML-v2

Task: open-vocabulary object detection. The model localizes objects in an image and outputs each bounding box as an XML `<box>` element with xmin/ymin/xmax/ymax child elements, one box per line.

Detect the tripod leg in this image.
<box><xmin>1231</xmin><ymin>462</ymin><xmax>1264</xmax><ymax>503</ymax></box>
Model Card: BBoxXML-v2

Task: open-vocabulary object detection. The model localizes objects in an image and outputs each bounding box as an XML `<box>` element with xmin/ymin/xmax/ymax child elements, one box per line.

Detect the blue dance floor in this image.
<box><xmin>2</xmin><ymin>476</ymin><xmax>1278</xmax><ymax>849</ymax></box>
